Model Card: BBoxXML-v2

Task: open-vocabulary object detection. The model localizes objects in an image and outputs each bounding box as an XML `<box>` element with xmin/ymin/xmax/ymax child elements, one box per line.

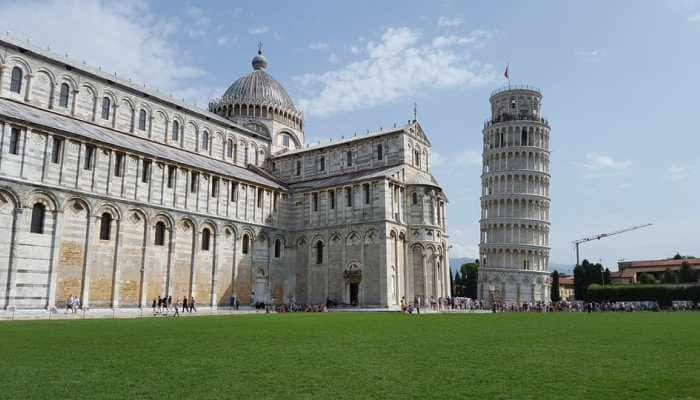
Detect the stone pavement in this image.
<box><xmin>0</xmin><ymin>306</ymin><xmax>489</xmax><ymax>321</ymax></box>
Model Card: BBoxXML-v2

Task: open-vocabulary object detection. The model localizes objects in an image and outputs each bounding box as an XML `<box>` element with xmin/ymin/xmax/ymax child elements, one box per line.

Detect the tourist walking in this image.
<box><xmin>65</xmin><ymin>294</ymin><xmax>73</xmax><ymax>313</ymax></box>
<box><xmin>189</xmin><ymin>297</ymin><xmax>196</xmax><ymax>312</ymax></box>
<box><xmin>182</xmin><ymin>296</ymin><xmax>188</xmax><ymax>312</ymax></box>
<box><xmin>173</xmin><ymin>300</ymin><xmax>180</xmax><ymax>317</ymax></box>
<box><xmin>152</xmin><ymin>298</ymin><xmax>157</xmax><ymax>315</ymax></box>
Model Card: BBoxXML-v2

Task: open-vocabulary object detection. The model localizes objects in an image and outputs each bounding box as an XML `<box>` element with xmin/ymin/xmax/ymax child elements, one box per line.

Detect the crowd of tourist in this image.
<box><xmin>274</xmin><ymin>303</ymin><xmax>328</xmax><ymax>313</ymax></box>
<box><xmin>151</xmin><ymin>295</ymin><xmax>197</xmax><ymax>317</ymax></box>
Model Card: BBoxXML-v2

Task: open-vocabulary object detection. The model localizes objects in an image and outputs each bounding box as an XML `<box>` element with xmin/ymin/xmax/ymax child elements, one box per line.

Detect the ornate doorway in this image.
<box><xmin>344</xmin><ymin>264</ymin><xmax>362</xmax><ymax>306</ymax></box>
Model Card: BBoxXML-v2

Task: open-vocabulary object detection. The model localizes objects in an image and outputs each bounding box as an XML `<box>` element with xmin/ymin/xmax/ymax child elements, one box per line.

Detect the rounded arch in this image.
<box><xmin>101</xmin><ymin>89</ymin><xmax>118</xmax><ymax>104</ymax></box>
<box><xmin>150</xmin><ymin>212</ymin><xmax>175</xmax><ymax>229</ymax></box>
<box><xmin>154</xmin><ymin>109</ymin><xmax>169</xmax><ymax>123</ymax></box>
<box><xmin>7</xmin><ymin>55</ymin><xmax>32</xmax><ymax>75</ymax></box>
<box><xmin>63</xmin><ymin>196</ymin><xmax>92</xmax><ymax>216</ymax></box>
<box><xmin>0</xmin><ymin>187</ymin><xmax>22</xmax><ymax>208</ymax></box>
<box><xmin>220</xmin><ymin>223</ymin><xmax>238</xmax><ymax>239</ymax></box>
<box><xmin>26</xmin><ymin>190</ymin><xmax>58</xmax><ymax>211</ymax></box>
<box><xmin>118</xmin><ymin>96</ymin><xmax>136</xmax><ymax>110</ymax></box>
<box><xmin>178</xmin><ymin>217</ymin><xmax>197</xmax><ymax>232</ymax></box>
<box><xmin>35</xmin><ymin>68</ymin><xmax>56</xmax><ymax>85</ymax></box>
<box><xmin>125</xmin><ymin>207</ymin><xmax>148</xmax><ymax>225</ymax></box>
<box><xmin>199</xmin><ymin>219</ymin><xmax>218</xmax><ymax>234</ymax></box>
<box><xmin>94</xmin><ymin>202</ymin><xmax>121</xmax><ymax>220</ymax></box>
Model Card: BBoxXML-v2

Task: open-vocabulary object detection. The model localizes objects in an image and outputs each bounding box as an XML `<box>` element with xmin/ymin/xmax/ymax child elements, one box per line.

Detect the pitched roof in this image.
<box><xmin>619</xmin><ymin>258</ymin><xmax>700</xmax><ymax>269</ymax></box>
<box><xmin>0</xmin><ymin>98</ymin><xmax>285</xmax><ymax>190</ymax></box>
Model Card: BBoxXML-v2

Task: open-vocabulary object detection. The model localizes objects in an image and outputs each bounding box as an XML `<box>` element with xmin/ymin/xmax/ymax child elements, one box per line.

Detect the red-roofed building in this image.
<box><xmin>558</xmin><ymin>276</ymin><xmax>575</xmax><ymax>301</ymax></box>
<box><xmin>617</xmin><ymin>258</ymin><xmax>700</xmax><ymax>283</ymax></box>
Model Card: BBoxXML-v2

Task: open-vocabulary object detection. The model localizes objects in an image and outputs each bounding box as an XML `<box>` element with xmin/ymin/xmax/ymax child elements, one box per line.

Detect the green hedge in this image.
<box><xmin>587</xmin><ymin>284</ymin><xmax>700</xmax><ymax>307</ymax></box>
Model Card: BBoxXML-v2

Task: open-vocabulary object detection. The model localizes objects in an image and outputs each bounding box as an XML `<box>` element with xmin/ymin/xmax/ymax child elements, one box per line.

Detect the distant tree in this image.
<box><xmin>551</xmin><ymin>270</ymin><xmax>561</xmax><ymax>302</ymax></box>
<box><xmin>678</xmin><ymin>262</ymin><xmax>698</xmax><ymax>283</ymax></box>
<box><xmin>673</xmin><ymin>253</ymin><xmax>683</xmax><ymax>260</ymax></box>
<box><xmin>574</xmin><ymin>260</ymin><xmax>606</xmax><ymax>300</ymax></box>
<box><xmin>460</xmin><ymin>261</ymin><xmax>479</xmax><ymax>299</ymax></box>
<box><xmin>604</xmin><ymin>268</ymin><xmax>611</xmax><ymax>285</ymax></box>
<box><xmin>661</xmin><ymin>268</ymin><xmax>677</xmax><ymax>284</ymax></box>
<box><xmin>638</xmin><ymin>272</ymin><xmax>658</xmax><ymax>284</ymax></box>
<box><xmin>449</xmin><ymin>270</ymin><xmax>454</xmax><ymax>296</ymax></box>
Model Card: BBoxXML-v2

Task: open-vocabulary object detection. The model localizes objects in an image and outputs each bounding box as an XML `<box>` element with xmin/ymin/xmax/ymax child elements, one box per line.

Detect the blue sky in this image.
<box><xmin>2</xmin><ymin>0</ymin><xmax>698</xmax><ymax>269</ymax></box>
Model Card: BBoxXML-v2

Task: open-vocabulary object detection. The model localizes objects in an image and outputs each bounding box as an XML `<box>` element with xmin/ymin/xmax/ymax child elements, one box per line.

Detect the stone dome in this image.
<box><xmin>220</xmin><ymin>50</ymin><xmax>297</xmax><ymax>113</ymax></box>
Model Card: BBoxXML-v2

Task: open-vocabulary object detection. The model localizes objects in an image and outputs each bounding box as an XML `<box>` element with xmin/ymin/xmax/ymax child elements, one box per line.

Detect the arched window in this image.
<box><xmin>101</xmin><ymin>97</ymin><xmax>111</xmax><ymax>120</ymax></box>
<box><xmin>201</xmin><ymin>228</ymin><xmax>211</xmax><ymax>251</ymax></box>
<box><xmin>282</xmin><ymin>134</ymin><xmax>290</xmax><ymax>148</ymax></box>
<box><xmin>154</xmin><ymin>221</ymin><xmax>166</xmax><ymax>246</ymax></box>
<box><xmin>10</xmin><ymin>67</ymin><xmax>22</xmax><ymax>94</ymax></box>
<box><xmin>346</xmin><ymin>150</ymin><xmax>352</xmax><ymax>166</ymax></box>
<box><xmin>138</xmin><ymin>109</ymin><xmax>147</xmax><ymax>131</ymax></box>
<box><xmin>315</xmin><ymin>241</ymin><xmax>323</xmax><ymax>264</ymax></box>
<box><xmin>202</xmin><ymin>131</ymin><xmax>209</xmax><ymax>151</ymax></box>
<box><xmin>58</xmin><ymin>83</ymin><xmax>70</xmax><ymax>108</ymax></box>
<box><xmin>30</xmin><ymin>203</ymin><xmax>46</xmax><ymax>234</ymax></box>
<box><xmin>171</xmin><ymin>120</ymin><xmax>180</xmax><ymax>142</ymax></box>
<box><xmin>521</xmin><ymin>128</ymin><xmax>528</xmax><ymax>146</ymax></box>
<box><xmin>274</xmin><ymin>239</ymin><xmax>281</xmax><ymax>258</ymax></box>
<box><xmin>99</xmin><ymin>212</ymin><xmax>112</xmax><ymax>240</ymax></box>
<box><xmin>377</xmin><ymin>144</ymin><xmax>383</xmax><ymax>161</ymax></box>
<box><xmin>242</xmin><ymin>234</ymin><xmax>250</xmax><ymax>254</ymax></box>
<box><xmin>412</xmin><ymin>192</ymin><xmax>418</xmax><ymax>205</ymax></box>
<box><xmin>226</xmin><ymin>139</ymin><xmax>233</xmax><ymax>158</ymax></box>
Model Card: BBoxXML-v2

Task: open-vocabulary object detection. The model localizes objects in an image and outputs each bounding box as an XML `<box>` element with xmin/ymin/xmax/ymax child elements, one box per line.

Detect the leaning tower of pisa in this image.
<box><xmin>477</xmin><ymin>85</ymin><xmax>551</xmax><ymax>305</ymax></box>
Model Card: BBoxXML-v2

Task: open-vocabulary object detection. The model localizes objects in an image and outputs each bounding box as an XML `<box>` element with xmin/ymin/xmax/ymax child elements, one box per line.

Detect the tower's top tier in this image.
<box><xmin>488</xmin><ymin>85</ymin><xmax>543</xmax><ymax>122</ymax></box>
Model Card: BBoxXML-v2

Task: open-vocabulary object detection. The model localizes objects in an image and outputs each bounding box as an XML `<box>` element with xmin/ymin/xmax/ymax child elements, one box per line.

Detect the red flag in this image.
<box><xmin>504</xmin><ymin>64</ymin><xmax>509</xmax><ymax>79</ymax></box>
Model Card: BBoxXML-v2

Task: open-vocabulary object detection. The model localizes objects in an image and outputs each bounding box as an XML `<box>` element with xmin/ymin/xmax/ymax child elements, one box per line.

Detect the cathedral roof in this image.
<box><xmin>0</xmin><ymin>98</ymin><xmax>285</xmax><ymax>190</ymax></box>
<box><xmin>218</xmin><ymin>50</ymin><xmax>298</xmax><ymax>114</ymax></box>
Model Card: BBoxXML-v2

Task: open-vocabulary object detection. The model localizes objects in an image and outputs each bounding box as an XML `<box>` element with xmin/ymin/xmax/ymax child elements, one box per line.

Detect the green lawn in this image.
<box><xmin>1</xmin><ymin>312</ymin><xmax>698</xmax><ymax>399</ymax></box>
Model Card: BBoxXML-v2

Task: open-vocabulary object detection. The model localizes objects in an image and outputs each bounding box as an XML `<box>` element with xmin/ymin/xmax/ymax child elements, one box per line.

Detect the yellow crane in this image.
<box><xmin>573</xmin><ymin>223</ymin><xmax>653</xmax><ymax>266</ymax></box>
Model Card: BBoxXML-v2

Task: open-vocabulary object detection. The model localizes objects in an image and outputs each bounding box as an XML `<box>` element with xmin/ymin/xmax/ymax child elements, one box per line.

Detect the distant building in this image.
<box><xmin>617</xmin><ymin>259</ymin><xmax>700</xmax><ymax>284</ymax></box>
<box><xmin>558</xmin><ymin>276</ymin><xmax>574</xmax><ymax>301</ymax></box>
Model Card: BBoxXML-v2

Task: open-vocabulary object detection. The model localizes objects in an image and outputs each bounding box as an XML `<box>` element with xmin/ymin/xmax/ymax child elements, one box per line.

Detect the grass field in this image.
<box><xmin>1</xmin><ymin>312</ymin><xmax>699</xmax><ymax>399</ymax></box>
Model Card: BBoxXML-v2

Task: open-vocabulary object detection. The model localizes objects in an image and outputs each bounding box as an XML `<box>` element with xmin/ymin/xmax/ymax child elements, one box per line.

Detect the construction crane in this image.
<box><xmin>573</xmin><ymin>223</ymin><xmax>653</xmax><ymax>266</ymax></box>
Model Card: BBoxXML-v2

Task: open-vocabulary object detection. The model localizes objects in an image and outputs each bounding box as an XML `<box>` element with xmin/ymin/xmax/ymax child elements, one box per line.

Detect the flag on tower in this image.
<box><xmin>504</xmin><ymin>64</ymin><xmax>509</xmax><ymax>79</ymax></box>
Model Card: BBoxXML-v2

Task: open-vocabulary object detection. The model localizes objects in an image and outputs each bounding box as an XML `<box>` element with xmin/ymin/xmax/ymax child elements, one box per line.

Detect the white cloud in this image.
<box><xmin>185</xmin><ymin>4</ymin><xmax>211</xmax><ymax>26</ymax></box>
<box><xmin>309</xmin><ymin>42</ymin><xmax>329</xmax><ymax>50</ymax></box>
<box><xmin>327</xmin><ymin>53</ymin><xmax>340</xmax><ymax>64</ymax></box>
<box><xmin>575</xmin><ymin>49</ymin><xmax>602</xmax><ymax>58</ymax></box>
<box><xmin>689</xmin><ymin>14</ymin><xmax>700</xmax><ymax>22</ymax></box>
<box><xmin>574</xmin><ymin>153</ymin><xmax>632</xmax><ymax>179</ymax></box>
<box><xmin>432</xmin><ymin>32</ymin><xmax>491</xmax><ymax>48</ymax></box>
<box><xmin>438</xmin><ymin>16</ymin><xmax>465</xmax><ymax>28</ymax></box>
<box><xmin>249</xmin><ymin>25</ymin><xmax>269</xmax><ymax>35</ymax></box>
<box><xmin>580</xmin><ymin>153</ymin><xmax>632</xmax><ymax>170</ymax></box>
<box><xmin>216</xmin><ymin>35</ymin><xmax>238</xmax><ymax>46</ymax></box>
<box><xmin>295</xmin><ymin>27</ymin><xmax>496</xmax><ymax>116</ymax></box>
<box><xmin>667</xmin><ymin>164</ymin><xmax>694</xmax><ymax>182</ymax></box>
<box><xmin>0</xmin><ymin>0</ymin><xmax>210</xmax><ymax>104</ymax></box>
<box><xmin>349</xmin><ymin>45</ymin><xmax>362</xmax><ymax>54</ymax></box>
<box><xmin>184</xmin><ymin>5</ymin><xmax>210</xmax><ymax>38</ymax></box>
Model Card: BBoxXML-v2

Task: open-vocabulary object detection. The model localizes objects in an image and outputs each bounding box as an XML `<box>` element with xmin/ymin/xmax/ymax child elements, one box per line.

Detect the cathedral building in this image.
<box><xmin>0</xmin><ymin>35</ymin><xmax>450</xmax><ymax>310</ymax></box>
